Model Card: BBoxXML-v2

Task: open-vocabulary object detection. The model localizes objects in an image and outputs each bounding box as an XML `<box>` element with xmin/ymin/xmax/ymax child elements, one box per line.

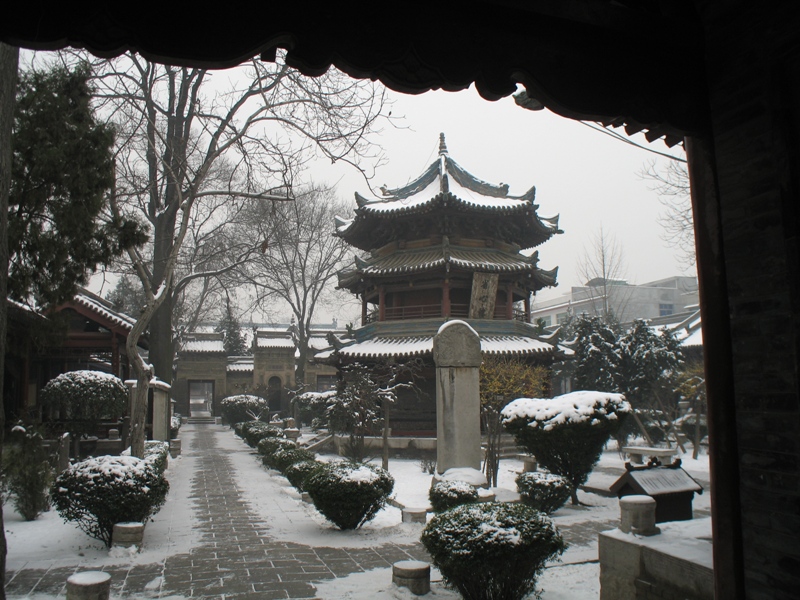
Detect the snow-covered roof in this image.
<box><xmin>71</xmin><ymin>289</ymin><xmax>137</xmax><ymax>331</ymax></box>
<box><xmin>227</xmin><ymin>357</ymin><xmax>254</xmax><ymax>372</ymax></box>
<box><xmin>183</xmin><ymin>338</ymin><xmax>225</xmax><ymax>353</ymax></box>
<box><xmin>328</xmin><ymin>333</ymin><xmax>557</xmax><ymax>359</ymax></box>
<box><xmin>335</xmin><ymin>134</ymin><xmax>561</xmax><ymax>252</ymax></box>
<box><xmin>256</xmin><ymin>334</ymin><xmax>295</xmax><ymax>349</ymax></box>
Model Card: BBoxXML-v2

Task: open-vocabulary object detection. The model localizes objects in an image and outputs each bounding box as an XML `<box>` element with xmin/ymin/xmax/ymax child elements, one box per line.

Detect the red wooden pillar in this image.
<box><xmin>442</xmin><ymin>280</ymin><xmax>451</xmax><ymax>318</ymax></box>
<box><xmin>505</xmin><ymin>284</ymin><xmax>514</xmax><ymax>319</ymax></box>
<box><xmin>379</xmin><ymin>287</ymin><xmax>386</xmax><ymax>321</ymax></box>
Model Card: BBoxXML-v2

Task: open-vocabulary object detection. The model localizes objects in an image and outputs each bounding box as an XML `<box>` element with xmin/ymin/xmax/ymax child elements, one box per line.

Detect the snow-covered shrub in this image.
<box><xmin>429</xmin><ymin>480</ymin><xmax>479</xmax><ymax>512</ymax></box>
<box><xmin>51</xmin><ymin>455</ymin><xmax>169</xmax><ymax>547</ymax></box>
<box><xmin>285</xmin><ymin>460</ymin><xmax>322</xmax><ymax>492</ymax></box>
<box><xmin>39</xmin><ymin>370</ymin><xmax>127</xmax><ymax>439</ymax></box>
<box><xmin>3</xmin><ymin>423</ymin><xmax>54</xmax><ymax>521</ymax></box>
<box><xmin>144</xmin><ymin>441</ymin><xmax>169</xmax><ymax>475</ymax></box>
<box><xmin>265</xmin><ymin>447</ymin><xmax>316</xmax><ymax>474</ymax></box>
<box><xmin>170</xmin><ymin>414</ymin><xmax>181</xmax><ymax>438</ymax></box>
<box><xmin>292</xmin><ymin>390</ymin><xmax>336</xmax><ymax>429</ymax></box>
<box><xmin>257</xmin><ymin>436</ymin><xmax>295</xmax><ymax>457</ymax></box>
<box><xmin>421</xmin><ymin>502</ymin><xmax>566</xmax><ymax>600</ymax></box>
<box><xmin>220</xmin><ymin>394</ymin><xmax>269</xmax><ymax>426</ymax></box>
<box><xmin>304</xmin><ymin>462</ymin><xmax>394</xmax><ymax>530</ymax></box>
<box><xmin>502</xmin><ymin>391</ymin><xmax>630</xmax><ymax>505</ymax></box>
<box><xmin>241</xmin><ymin>421</ymin><xmax>284</xmax><ymax>448</ymax></box>
<box><xmin>515</xmin><ymin>472</ymin><xmax>572</xmax><ymax>514</ymax></box>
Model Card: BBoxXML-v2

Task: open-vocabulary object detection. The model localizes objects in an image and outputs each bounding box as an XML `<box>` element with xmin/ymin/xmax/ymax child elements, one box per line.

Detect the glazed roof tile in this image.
<box><xmin>72</xmin><ymin>290</ymin><xmax>138</xmax><ymax>331</ymax></box>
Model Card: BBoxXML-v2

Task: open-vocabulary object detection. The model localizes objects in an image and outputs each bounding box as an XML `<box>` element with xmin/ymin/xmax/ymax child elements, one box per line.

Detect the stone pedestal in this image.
<box><xmin>151</xmin><ymin>380</ymin><xmax>172</xmax><ymax>441</ymax></box>
<box><xmin>66</xmin><ymin>571</ymin><xmax>111</xmax><ymax>600</ymax></box>
<box><xmin>169</xmin><ymin>438</ymin><xmax>181</xmax><ymax>459</ymax></box>
<box><xmin>619</xmin><ymin>495</ymin><xmax>660</xmax><ymax>536</ymax></box>
<box><xmin>433</xmin><ymin>320</ymin><xmax>482</xmax><ymax>473</ymax></box>
<box><xmin>112</xmin><ymin>522</ymin><xmax>145</xmax><ymax>548</ymax></box>
<box><xmin>392</xmin><ymin>560</ymin><xmax>431</xmax><ymax>595</ymax></box>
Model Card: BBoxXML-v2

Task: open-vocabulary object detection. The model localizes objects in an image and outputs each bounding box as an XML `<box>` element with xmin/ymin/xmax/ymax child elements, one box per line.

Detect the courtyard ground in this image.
<box><xmin>3</xmin><ymin>424</ymin><xmax>711</xmax><ymax>599</ymax></box>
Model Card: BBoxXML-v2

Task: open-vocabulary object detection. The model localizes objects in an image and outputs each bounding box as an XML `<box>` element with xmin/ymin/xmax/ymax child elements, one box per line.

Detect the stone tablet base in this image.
<box><xmin>392</xmin><ymin>560</ymin><xmax>430</xmax><ymax>595</ymax></box>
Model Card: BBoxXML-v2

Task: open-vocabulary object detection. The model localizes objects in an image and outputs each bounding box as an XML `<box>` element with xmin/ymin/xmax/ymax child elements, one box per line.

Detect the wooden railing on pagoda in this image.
<box><xmin>364</xmin><ymin>304</ymin><xmax>527</xmax><ymax>324</ymax></box>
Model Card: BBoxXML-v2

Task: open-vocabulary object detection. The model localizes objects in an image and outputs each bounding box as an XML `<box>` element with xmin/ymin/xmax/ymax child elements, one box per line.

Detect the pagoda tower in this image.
<box><xmin>324</xmin><ymin>134</ymin><xmax>566</xmax><ymax>432</ymax></box>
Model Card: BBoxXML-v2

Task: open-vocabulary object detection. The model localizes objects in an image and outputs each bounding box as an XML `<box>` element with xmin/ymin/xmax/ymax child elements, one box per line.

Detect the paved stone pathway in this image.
<box><xmin>4</xmin><ymin>425</ymin><xmax>428</xmax><ymax>599</ymax></box>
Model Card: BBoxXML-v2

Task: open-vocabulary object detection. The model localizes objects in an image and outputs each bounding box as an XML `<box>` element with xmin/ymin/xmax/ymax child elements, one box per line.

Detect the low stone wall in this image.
<box><xmin>332</xmin><ymin>434</ymin><xmax>436</xmax><ymax>455</ymax></box>
<box><xmin>599</xmin><ymin>517</ymin><xmax>714</xmax><ymax>600</ymax></box>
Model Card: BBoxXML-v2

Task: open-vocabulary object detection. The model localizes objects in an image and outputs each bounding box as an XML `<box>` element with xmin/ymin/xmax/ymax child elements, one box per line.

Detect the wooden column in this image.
<box><xmin>111</xmin><ymin>333</ymin><xmax>120</xmax><ymax>378</ymax></box>
<box><xmin>361</xmin><ymin>294</ymin><xmax>368</xmax><ymax>325</ymax></box>
<box><xmin>505</xmin><ymin>284</ymin><xmax>513</xmax><ymax>319</ymax></box>
<box><xmin>524</xmin><ymin>293</ymin><xmax>531</xmax><ymax>323</ymax></box>
<box><xmin>379</xmin><ymin>287</ymin><xmax>386</xmax><ymax>321</ymax></box>
<box><xmin>442</xmin><ymin>280</ymin><xmax>451</xmax><ymax>318</ymax></box>
<box><xmin>685</xmin><ymin>135</ymin><xmax>743</xmax><ymax>599</ymax></box>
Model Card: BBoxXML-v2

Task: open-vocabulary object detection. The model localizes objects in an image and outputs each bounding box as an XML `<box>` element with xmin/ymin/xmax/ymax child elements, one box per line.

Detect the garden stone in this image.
<box><xmin>392</xmin><ymin>560</ymin><xmax>430</xmax><ymax>595</ymax></box>
<box><xmin>169</xmin><ymin>438</ymin><xmax>181</xmax><ymax>458</ymax></box>
<box><xmin>401</xmin><ymin>508</ymin><xmax>427</xmax><ymax>523</ymax></box>
<box><xmin>66</xmin><ymin>571</ymin><xmax>111</xmax><ymax>600</ymax></box>
<box><xmin>433</xmin><ymin>320</ymin><xmax>482</xmax><ymax>473</ymax></box>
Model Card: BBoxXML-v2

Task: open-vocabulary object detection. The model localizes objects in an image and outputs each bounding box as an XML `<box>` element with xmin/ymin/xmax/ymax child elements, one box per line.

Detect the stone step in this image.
<box><xmin>187</xmin><ymin>417</ymin><xmax>217</xmax><ymax>424</ymax></box>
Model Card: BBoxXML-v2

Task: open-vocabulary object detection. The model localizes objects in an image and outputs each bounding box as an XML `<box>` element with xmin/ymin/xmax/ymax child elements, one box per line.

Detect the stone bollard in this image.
<box><xmin>107</xmin><ymin>429</ymin><xmax>120</xmax><ymax>441</ymax></box>
<box><xmin>112</xmin><ymin>522</ymin><xmax>145</xmax><ymax>548</ymax></box>
<box><xmin>619</xmin><ymin>495</ymin><xmax>660</xmax><ymax>536</ymax></box>
<box><xmin>284</xmin><ymin>428</ymin><xmax>301</xmax><ymax>442</ymax></box>
<box><xmin>401</xmin><ymin>508</ymin><xmax>427</xmax><ymax>523</ymax></box>
<box><xmin>392</xmin><ymin>560</ymin><xmax>431</xmax><ymax>595</ymax></box>
<box><xmin>66</xmin><ymin>571</ymin><xmax>111</xmax><ymax>600</ymax></box>
<box><xmin>518</xmin><ymin>453</ymin><xmax>538</xmax><ymax>472</ymax></box>
<box><xmin>169</xmin><ymin>438</ymin><xmax>181</xmax><ymax>458</ymax></box>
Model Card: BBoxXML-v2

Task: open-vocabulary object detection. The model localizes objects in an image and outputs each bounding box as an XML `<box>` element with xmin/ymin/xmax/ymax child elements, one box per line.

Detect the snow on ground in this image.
<box><xmin>3</xmin><ymin>426</ymin><xmax>711</xmax><ymax>599</ymax></box>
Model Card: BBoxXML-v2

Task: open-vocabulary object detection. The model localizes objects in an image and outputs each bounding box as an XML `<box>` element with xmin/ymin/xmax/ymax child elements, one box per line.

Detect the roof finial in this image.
<box><xmin>439</xmin><ymin>132</ymin><xmax>448</xmax><ymax>155</ymax></box>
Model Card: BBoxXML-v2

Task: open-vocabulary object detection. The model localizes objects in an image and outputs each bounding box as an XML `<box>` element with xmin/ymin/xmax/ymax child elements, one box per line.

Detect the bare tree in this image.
<box><xmin>241</xmin><ymin>185</ymin><xmax>353</xmax><ymax>385</ymax></box>
<box><xmin>65</xmin><ymin>51</ymin><xmax>387</xmax><ymax>456</ymax></box>
<box><xmin>641</xmin><ymin>158</ymin><xmax>695</xmax><ymax>268</ymax></box>
<box><xmin>575</xmin><ymin>227</ymin><xmax>632</xmax><ymax>328</ymax></box>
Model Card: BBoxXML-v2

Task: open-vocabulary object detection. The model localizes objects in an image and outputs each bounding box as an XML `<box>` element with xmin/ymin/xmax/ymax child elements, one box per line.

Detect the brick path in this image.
<box><xmin>4</xmin><ymin>425</ymin><xmax>428</xmax><ymax>599</ymax></box>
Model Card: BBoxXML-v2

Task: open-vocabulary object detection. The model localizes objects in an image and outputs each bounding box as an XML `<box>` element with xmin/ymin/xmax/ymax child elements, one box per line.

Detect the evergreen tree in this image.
<box><xmin>617</xmin><ymin>319</ymin><xmax>683</xmax><ymax>407</ymax></box>
<box><xmin>9</xmin><ymin>64</ymin><xmax>145</xmax><ymax>307</ymax></box>
<box><xmin>216</xmin><ymin>301</ymin><xmax>247</xmax><ymax>356</ymax></box>
<box><xmin>106</xmin><ymin>274</ymin><xmax>147</xmax><ymax>317</ymax></box>
<box><xmin>571</xmin><ymin>314</ymin><xmax>620</xmax><ymax>393</ymax></box>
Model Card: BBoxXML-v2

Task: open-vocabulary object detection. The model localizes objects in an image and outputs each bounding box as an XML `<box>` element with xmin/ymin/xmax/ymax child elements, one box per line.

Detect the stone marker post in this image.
<box><xmin>433</xmin><ymin>320</ymin><xmax>482</xmax><ymax>473</ymax></box>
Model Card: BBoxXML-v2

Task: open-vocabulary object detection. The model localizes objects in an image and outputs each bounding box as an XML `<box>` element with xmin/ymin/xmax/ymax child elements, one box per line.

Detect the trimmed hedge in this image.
<box><xmin>421</xmin><ymin>502</ymin><xmax>566</xmax><ymax>600</ymax></box>
<box><xmin>429</xmin><ymin>480</ymin><xmax>479</xmax><ymax>512</ymax></box>
<box><xmin>285</xmin><ymin>460</ymin><xmax>322</xmax><ymax>492</ymax></box>
<box><xmin>51</xmin><ymin>455</ymin><xmax>169</xmax><ymax>547</ymax></box>
<box><xmin>221</xmin><ymin>394</ymin><xmax>269</xmax><ymax>425</ymax></box>
<box><xmin>515</xmin><ymin>472</ymin><xmax>572</xmax><ymax>514</ymax></box>
<box><xmin>265</xmin><ymin>448</ymin><xmax>316</xmax><ymax>474</ymax></box>
<box><xmin>305</xmin><ymin>462</ymin><xmax>394</xmax><ymax>530</ymax></box>
<box><xmin>257</xmin><ymin>437</ymin><xmax>296</xmax><ymax>457</ymax></box>
<box><xmin>240</xmin><ymin>421</ymin><xmax>285</xmax><ymax>448</ymax></box>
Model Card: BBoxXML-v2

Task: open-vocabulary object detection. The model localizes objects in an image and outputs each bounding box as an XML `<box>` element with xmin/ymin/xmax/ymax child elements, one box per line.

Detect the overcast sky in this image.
<box><xmin>307</xmin><ymin>86</ymin><xmax>694</xmax><ymax>312</ymax></box>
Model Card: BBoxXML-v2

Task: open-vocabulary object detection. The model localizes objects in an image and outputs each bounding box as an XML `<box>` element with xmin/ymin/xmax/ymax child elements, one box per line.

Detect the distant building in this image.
<box><xmin>530</xmin><ymin>276</ymin><xmax>700</xmax><ymax>329</ymax></box>
<box><xmin>173</xmin><ymin>323</ymin><xmax>341</xmax><ymax>418</ymax></box>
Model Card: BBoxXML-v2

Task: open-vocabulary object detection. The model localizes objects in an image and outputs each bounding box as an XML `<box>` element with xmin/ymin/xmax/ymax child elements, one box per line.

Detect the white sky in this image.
<box><xmin>305</xmin><ymin>86</ymin><xmax>694</xmax><ymax>310</ymax></box>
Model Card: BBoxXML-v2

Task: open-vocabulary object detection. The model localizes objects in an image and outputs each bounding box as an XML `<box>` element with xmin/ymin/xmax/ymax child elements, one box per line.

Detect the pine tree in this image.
<box><xmin>571</xmin><ymin>314</ymin><xmax>620</xmax><ymax>393</ymax></box>
<box><xmin>617</xmin><ymin>319</ymin><xmax>683</xmax><ymax>407</ymax></box>
<box><xmin>216</xmin><ymin>301</ymin><xmax>247</xmax><ymax>356</ymax></box>
<box><xmin>9</xmin><ymin>64</ymin><xmax>145</xmax><ymax>307</ymax></box>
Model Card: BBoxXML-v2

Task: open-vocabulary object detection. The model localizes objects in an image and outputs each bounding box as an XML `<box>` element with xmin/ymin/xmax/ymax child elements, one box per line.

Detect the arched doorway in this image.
<box><xmin>267</xmin><ymin>376</ymin><xmax>282</xmax><ymax>414</ymax></box>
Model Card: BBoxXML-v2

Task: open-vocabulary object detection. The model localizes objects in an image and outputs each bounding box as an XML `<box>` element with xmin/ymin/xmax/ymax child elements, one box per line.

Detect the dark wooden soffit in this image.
<box><xmin>1</xmin><ymin>1</ymin><xmax>708</xmax><ymax>140</ymax></box>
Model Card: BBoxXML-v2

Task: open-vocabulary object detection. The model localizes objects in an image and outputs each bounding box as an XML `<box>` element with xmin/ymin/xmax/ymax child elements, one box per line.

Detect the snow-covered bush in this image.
<box><xmin>39</xmin><ymin>370</ymin><xmax>127</xmax><ymax>438</ymax></box>
<box><xmin>170</xmin><ymin>414</ymin><xmax>181</xmax><ymax>438</ymax></box>
<box><xmin>421</xmin><ymin>502</ymin><xmax>566</xmax><ymax>600</ymax></box>
<box><xmin>515</xmin><ymin>472</ymin><xmax>572</xmax><ymax>514</ymax></box>
<box><xmin>502</xmin><ymin>391</ymin><xmax>630</xmax><ymax>504</ymax></box>
<box><xmin>220</xmin><ymin>394</ymin><xmax>269</xmax><ymax>426</ymax></box>
<box><xmin>264</xmin><ymin>447</ymin><xmax>316</xmax><ymax>474</ymax></box>
<box><xmin>429</xmin><ymin>480</ymin><xmax>479</xmax><ymax>512</ymax></box>
<box><xmin>257</xmin><ymin>436</ymin><xmax>295</xmax><ymax>457</ymax></box>
<box><xmin>240</xmin><ymin>421</ymin><xmax>284</xmax><ymax>448</ymax></box>
<box><xmin>3</xmin><ymin>423</ymin><xmax>53</xmax><ymax>521</ymax></box>
<box><xmin>285</xmin><ymin>460</ymin><xmax>322</xmax><ymax>492</ymax></box>
<box><xmin>304</xmin><ymin>462</ymin><xmax>394</xmax><ymax>530</ymax></box>
<box><xmin>122</xmin><ymin>440</ymin><xmax>169</xmax><ymax>474</ymax></box>
<box><xmin>51</xmin><ymin>455</ymin><xmax>169</xmax><ymax>547</ymax></box>
<box><xmin>292</xmin><ymin>390</ymin><xmax>336</xmax><ymax>429</ymax></box>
